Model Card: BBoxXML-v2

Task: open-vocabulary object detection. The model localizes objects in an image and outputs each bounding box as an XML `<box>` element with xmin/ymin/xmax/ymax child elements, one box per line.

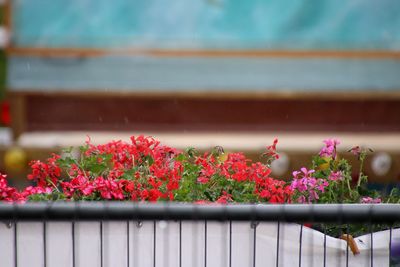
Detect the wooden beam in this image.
<box><xmin>8</xmin><ymin>90</ymin><xmax>400</xmax><ymax>101</ymax></box>
<box><xmin>6</xmin><ymin>46</ymin><xmax>400</xmax><ymax>59</ymax></box>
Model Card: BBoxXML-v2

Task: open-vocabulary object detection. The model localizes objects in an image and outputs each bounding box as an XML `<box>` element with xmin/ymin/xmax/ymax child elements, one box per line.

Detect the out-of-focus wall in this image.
<box><xmin>10</xmin><ymin>0</ymin><xmax>400</xmax><ymax>50</ymax></box>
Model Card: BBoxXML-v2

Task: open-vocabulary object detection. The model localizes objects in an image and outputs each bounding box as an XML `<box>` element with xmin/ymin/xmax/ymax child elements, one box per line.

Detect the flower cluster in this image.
<box><xmin>0</xmin><ymin>136</ymin><xmax>292</xmax><ymax>204</ymax></box>
<box><xmin>28</xmin><ymin>154</ymin><xmax>61</xmax><ymax>187</ymax></box>
<box><xmin>288</xmin><ymin>138</ymin><xmax>381</xmax><ymax>205</ymax></box>
<box><xmin>0</xmin><ymin>136</ymin><xmax>392</xmax><ymax>208</ymax></box>
<box><xmin>56</xmin><ymin>136</ymin><xmax>183</xmax><ymax>201</ymax></box>
<box><xmin>0</xmin><ymin>173</ymin><xmax>52</xmax><ymax>202</ymax></box>
<box><xmin>361</xmin><ymin>197</ymin><xmax>382</xmax><ymax>204</ymax></box>
<box><xmin>290</xmin><ymin>167</ymin><xmax>328</xmax><ymax>203</ymax></box>
<box><xmin>174</xmin><ymin>143</ymin><xmax>291</xmax><ymax>203</ymax></box>
<box><xmin>262</xmin><ymin>138</ymin><xmax>280</xmax><ymax>167</ymax></box>
<box><xmin>319</xmin><ymin>138</ymin><xmax>340</xmax><ymax>159</ymax></box>
<box><xmin>0</xmin><ymin>174</ymin><xmax>18</xmax><ymax>202</ymax></box>
<box><xmin>327</xmin><ymin>171</ymin><xmax>343</xmax><ymax>181</ymax></box>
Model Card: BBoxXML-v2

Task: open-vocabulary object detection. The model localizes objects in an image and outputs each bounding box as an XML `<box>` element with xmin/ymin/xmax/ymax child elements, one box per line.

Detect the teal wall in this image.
<box><xmin>12</xmin><ymin>0</ymin><xmax>400</xmax><ymax>50</ymax></box>
<box><xmin>7</xmin><ymin>56</ymin><xmax>400</xmax><ymax>91</ymax></box>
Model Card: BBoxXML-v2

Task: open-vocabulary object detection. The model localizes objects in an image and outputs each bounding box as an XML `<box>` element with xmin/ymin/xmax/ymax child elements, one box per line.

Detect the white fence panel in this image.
<box><xmin>0</xmin><ymin>221</ymin><xmax>396</xmax><ymax>267</ymax></box>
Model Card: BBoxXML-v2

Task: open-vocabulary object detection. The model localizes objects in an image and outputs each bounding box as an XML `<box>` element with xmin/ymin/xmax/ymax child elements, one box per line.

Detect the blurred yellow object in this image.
<box><xmin>217</xmin><ymin>152</ymin><xmax>228</xmax><ymax>163</ymax></box>
<box><xmin>318</xmin><ymin>155</ymin><xmax>340</xmax><ymax>171</ymax></box>
<box><xmin>318</xmin><ymin>156</ymin><xmax>332</xmax><ymax>170</ymax></box>
<box><xmin>4</xmin><ymin>147</ymin><xmax>28</xmax><ymax>172</ymax></box>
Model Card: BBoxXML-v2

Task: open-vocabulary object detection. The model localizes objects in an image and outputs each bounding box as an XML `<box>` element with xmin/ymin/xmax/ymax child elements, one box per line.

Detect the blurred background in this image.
<box><xmin>0</xmin><ymin>0</ymin><xmax>399</xmax><ymax>190</ymax></box>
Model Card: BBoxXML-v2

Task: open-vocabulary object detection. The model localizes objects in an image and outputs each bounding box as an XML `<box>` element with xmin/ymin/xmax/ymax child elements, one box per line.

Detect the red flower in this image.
<box><xmin>0</xmin><ymin>101</ymin><xmax>11</xmax><ymax>126</ymax></box>
<box><xmin>263</xmin><ymin>138</ymin><xmax>280</xmax><ymax>160</ymax></box>
<box><xmin>197</xmin><ymin>176</ymin><xmax>209</xmax><ymax>184</ymax></box>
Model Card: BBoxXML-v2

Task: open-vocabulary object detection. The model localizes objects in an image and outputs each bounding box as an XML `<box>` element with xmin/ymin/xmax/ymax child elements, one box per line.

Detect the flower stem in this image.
<box><xmin>357</xmin><ymin>153</ymin><xmax>366</xmax><ymax>188</ymax></box>
<box><xmin>46</xmin><ymin>178</ymin><xmax>61</xmax><ymax>193</ymax></box>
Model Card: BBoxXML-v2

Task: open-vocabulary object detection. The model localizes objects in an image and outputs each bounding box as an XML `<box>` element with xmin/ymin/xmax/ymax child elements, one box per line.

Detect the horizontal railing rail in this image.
<box><xmin>1</xmin><ymin>202</ymin><xmax>400</xmax><ymax>223</ymax></box>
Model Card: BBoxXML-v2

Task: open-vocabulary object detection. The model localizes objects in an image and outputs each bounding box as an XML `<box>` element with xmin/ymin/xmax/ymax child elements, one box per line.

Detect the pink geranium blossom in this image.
<box><xmin>328</xmin><ymin>171</ymin><xmax>343</xmax><ymax>181</ymax></box>
<box><xmin>319</xmin><ymin>139</ymin><xmax>340</xmax><ymax>159</ymax></box>
<box><xmin>290</xmin><ymin>167</ymin><xmax>329</xmax><ymax>204</ymax></box>
<box><xmin>361</xmin><ymin>197</ymin><xmax>382</xmax><ymax>204</ymax></box>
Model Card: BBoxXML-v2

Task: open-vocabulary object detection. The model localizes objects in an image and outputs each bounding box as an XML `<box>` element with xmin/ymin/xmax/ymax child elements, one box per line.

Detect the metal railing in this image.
<box><xmin>1</xmin><ymin>202</ymin><xmax>400</xmax><ymax>222</ymax></box>
<box><xmin>0</xmin><ymin>202</ymin><xmax>399</xmax><ymax>267</ymax></box>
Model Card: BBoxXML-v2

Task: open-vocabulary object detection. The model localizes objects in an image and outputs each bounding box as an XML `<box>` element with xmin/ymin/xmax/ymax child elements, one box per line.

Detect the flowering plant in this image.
<box><xmin>1</xmin><ymin>136</ymin><xmax>291</xmax><ymax>204</ymax></box>
<box><xmin>288</xmin><ymin>138</ymin><xmax>389</xmax><ymax>236</ymax></box>
<box><xmin>290</xmin><ymin>138</ymin><xmax>381</xmax><ymax>205</ymax></box>
<box><xmin>1</xmin><ymin>135</ymin><xmax>398</xmax><ymax>237</ymax></box>
<box><xmin>0</xmin><ymin>136</ymin><xmax>393</xmax><ymax>206</ymax></box>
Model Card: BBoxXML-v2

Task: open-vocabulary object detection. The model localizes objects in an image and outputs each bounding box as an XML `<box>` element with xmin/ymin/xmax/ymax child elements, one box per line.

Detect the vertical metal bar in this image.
<box><xmin>204</xmin><ymin>220</ymin><xmax>207</xmax><ymax>267</ymax></box>
<box><xmin>276</xmin><ymin>222</ymin><xmax>280</xmax><ymax>267</ymax></box>
<box><xmin>127</xmin><ymin>221</ymin><xmax>130</xmax><ymax>267</ymax></box>
<box><xmin>389</xmin><ymin>226</ymin><xmax>393</xmax><ymax>266</ymax></box>
<box><xmin>370</xmin><ymin>224</ymin><xmax>374</xmax><ymax>267</ymax></box>
<box><xmin>253</xmin><ymin>223</ymin><xmax>256</xmax><ymax>267</ymax></box>
<box><xmin>299</xmin><ymin>224</ymin><xmax>303</xmax><ymax>267</ymax></box>
<box><xmin>153</xmin><ymin>221</ymin><xmax>156</xmax><ymax>267</ymax></box>
<box><xmin>229</xmin><ymin>221</ymin><xmax>232</xmax><ymax>267</ymax></box>
<box><xmin>100</xmin><ymin>221</ymin><xmax>103</xmax><ymax>267</ymax></box>
<box><xmin>345</xmin><ymin>224</ymin><xmax>349</xmax><ymax>267</ymax></box>
<box><xmin>14</xmin><ymin>222</ymin><xmax>17</xmax><ymax>267</ymax></box>
<box><xmin>221</xmin><ymin>221</ymin><xmax>228</xmax><ymax>267</ymax></box>
<box><xmin>72</xmin><ymin>222</ymin><xmax>75</xmax><ymax>267</ymax></box>
<box><xmin>323</xmin><ymin>226</ymin><xmax>326</xmax><ymax>267</ymax></box>
<box><xmin>43</xmin><ymin>222</ymin><xmax>47</xmax><ymax>267</ymax></box>
<box><xmin>164</xmin><ymin>220</ymin><xmax>170</xmax><ymax>267</ymax></box>
<box><xmin>179</xmin><ymin>221</ymin><xmax>182</xmax><ymax>267</ymax></box>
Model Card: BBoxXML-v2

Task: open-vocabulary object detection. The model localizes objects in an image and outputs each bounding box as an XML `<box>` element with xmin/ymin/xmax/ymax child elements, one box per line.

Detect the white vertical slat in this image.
<box><xmin>231</xmin><ymin>222</ymin><xmax>252</xmax><ymax>267</ymax></box>
<box><xmin>75</xmin><ymin>222</ymin><xmax>101</xmax><ymax>267</ymax></box>
<box><xmin>47</xmin><ymin>222</ymin><xmax>73</xmax><ymax>267</ymax></box>
<box><xmin>206</xmin><ymin>221</ymin><xmax>229</xmax><ymax>267</ymax></box>
<box><xmin>181</xmin><ymin>221</ymin><xmax>205</xmax><ymax>267</ymax></box>
<box><xmin>0</xmin><ymin>221</ymin><xmax>14</xmax><ymax>267</ymax></box>
<box><xmin>103</xmin><ymin>221</ymin><xmax>128</xmax><ymax>267</ymax></box>
<box><xmin>155</xmin><ymin>220</ymin><xmax>180</xmax><ymax>267</ymax></box>
<box><xmin>17</xmin><ymin>222</ymin><xmax>44</xmax><ymax>267</ymax></box>
<box><xmin>254</xmin><ymin>222</ymin><xmax>278</xmax><ymax>267</ymax></box>
<box><xmin>131</xmin><ymin>221</ymin><xmax>154</xmax><ymax>267</ymax></box>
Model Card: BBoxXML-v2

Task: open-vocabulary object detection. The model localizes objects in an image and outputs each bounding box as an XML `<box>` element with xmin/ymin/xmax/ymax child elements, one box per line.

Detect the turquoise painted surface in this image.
<box><xmin>12</xmin><ymin>0</ymin><xmax>400</xmax><ymax>49</ymax></box>
<box><xmin>7</xmin><ymin>56</ymin><xmax>400</xmax><ymax>91</ymax></box>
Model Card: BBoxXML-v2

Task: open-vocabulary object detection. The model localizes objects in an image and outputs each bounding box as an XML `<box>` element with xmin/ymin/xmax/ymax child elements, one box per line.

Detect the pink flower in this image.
<box><xmin>308</xmin><ymin>190</ymin><xmax>319</xmax><ymax>201</ymax></box>
<box><xmin>290</xmin><ymin>167</ymin><xmax>329</xmax><ymax>204</ymax></box>
<box><xmin>297</xmin><ymin>195</ymin><xmax>307</xmax><ymax>203</ymax></box>
<box><xmin>307</xmin><ymin>177</ymin><xmax>317</xmax><ymax>187</ymax></box>
<box><xmin>197</xmin><ymin>176</ymin><xmax>209</xmax><ymax>184</ymax></box>
<box><xmin>317</xmin><ymin>180</ymin><xmax>329</xmax><ymax>192</ymax></box>
<box><xmin>328</xmin><ymin>171</ymin><xmax>343</xmax><ymax>181</ymax></box>
<box><xmin>361</xmin><ymin>197</ymin><xmax>382</xmax><ymax>204</ymax></box>
<box><xmin>216</xmin><ymin>191</ymin><xmax>232</xmax><ymax>204</ymax></box>
<box><xmin>319</xmin><ymin>138</ymin><xmax>340</xmax><ymax>159</ymax></box>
